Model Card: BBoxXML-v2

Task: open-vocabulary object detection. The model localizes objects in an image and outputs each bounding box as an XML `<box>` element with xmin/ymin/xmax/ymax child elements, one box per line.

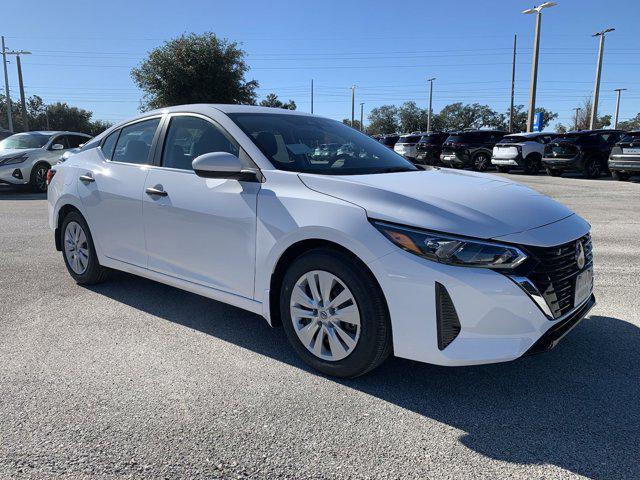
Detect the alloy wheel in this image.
<box><xmin>64</xmin><ymin>221</ymin><xmax>90</xmax><ymax>275</ymax></box>
<box><xmin>35</xmin><ymin>165</ymin><xmax>49</xmax><ymax>192</ymax></box>
<box><xmin>588</xmin><ymin>160</ymin><xmax>601</xmax><ymax>178</ymax></box>
<box><xmin>290</xmin><ymin>270</ymin><xmax>361</xmax><ymax>362</ymax></box>
<box><xmin>474</xmin><ymin>154</ymin><xmax>489</xmax><ymax>171</ymax></box>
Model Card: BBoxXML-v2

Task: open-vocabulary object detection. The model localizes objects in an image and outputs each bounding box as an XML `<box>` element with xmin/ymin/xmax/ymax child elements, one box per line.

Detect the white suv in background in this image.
<box><xmin>393</xmin><ymin>133</ymin><xmax>423</xmax><ymax>160</ymax></box>
<box><xmin>491</xmin><ymin>132</ymin><xmax>556</xmax><ymax>175</ymax></box>
<box><xmin>0</xmin><ymin>131</ymin><xmax>91</xmax><ymax>192</ymax></box>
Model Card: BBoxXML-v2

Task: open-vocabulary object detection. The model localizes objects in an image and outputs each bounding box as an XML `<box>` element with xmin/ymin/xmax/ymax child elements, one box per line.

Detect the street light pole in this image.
<box><xmin>359</xmin><ymin>102</ymin><xmax>364</xmax><ymax>131</ymax></box>
<box><xmin>509</xmin><ymin>34</ymin><xmax>517</xmax><ymax>132</ymax></box>
<box><xmin>613</xmin><ymin>88</ymin><xmax>626</xmax><ymax>129</ymax></box>
<box><xmin>427</xmin><ymin>77</ymin><xmax>435</xmax><ymax>132</ymax></box>
<box><xmin>522</xmin><ymin>2</ymin><xmax>557</xmax><ymax>133</ymax></box>
<box><xmin>590</xmin><ymin>28</ymin><xmax>615</xmax><ymax>129</ymax></box>
<box><xmin>351</xmin><ymin>85</ymin><xmax>355</xmax><ymax>127</ymax></box>
<box><xmin>1</xmin><ymin>36</ymin><xmax>13</xmax><ymax>132</ymax></box>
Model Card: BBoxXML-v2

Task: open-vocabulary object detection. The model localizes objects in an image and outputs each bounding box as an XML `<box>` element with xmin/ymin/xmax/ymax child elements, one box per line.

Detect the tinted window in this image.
<box><xmin>51</xmin><ymin>136</ymin><xmax>70</xmax><ymax>149</ymax></box>
<box><xmin>620</xmin><ymin>132</ymin><xmax>640</xmax><ymax>143</ymax></box>
<box><xmin>499</xmin><ymin>135</ymin><xmax>528</xmax><ymax>143</ymax></box>
<box><xmin>419</xmin><ymin>133</ymin><xmax>447</xmax><ymax>144</ymax></box>
<box><xmin>398</xmin><ymin>135</ymin><xmax>421</xmax><ymax>143</ymax></box>
<box><xmin>101</xmin><ymin>130</ymin><xmax>119</xmax><ymax>160</ymax></box>
<box><xmin>229</xmin><ymin>113</ymin><xmax>416</xmax><ymax>175</ymax></box>
<box><xmin>112</xmin><ymin>118</ymin><xmax>160</xmax><ymax>165</ymax></box>
<box><xmin>68</xmin><ymin>135</ymin><xmax>89</xmax><ymax>148</ymax></box>
<box><xmin>162</xmin><ymin>115</ymin><xmax>239</xmax><ymax>171</ymax></box>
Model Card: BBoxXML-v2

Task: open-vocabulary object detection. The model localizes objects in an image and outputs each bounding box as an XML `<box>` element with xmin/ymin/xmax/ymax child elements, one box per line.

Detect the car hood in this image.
<box><xmin>298</xmin><ymin>168</ymin><xmax>578</xmax><ymax>242</ymax></box>
<box><xmin>0</xmin><ymin>148</ymin><xmax>37</xmax><ymax>158</ymax></box>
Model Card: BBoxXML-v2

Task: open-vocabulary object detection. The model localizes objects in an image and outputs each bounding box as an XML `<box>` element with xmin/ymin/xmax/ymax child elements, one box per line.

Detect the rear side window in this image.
<box><xmin>161</xmin><ymin>115</ymin><xmax>239</xmax><ymax>171</ymax></box>
<box><xmin>101</xmin><ymin>130</ymin><xmax>119</xmax><ymax>160</ymax></box>
<box><xmin>51</xmin><ymin>136</ymin><xmax>70</xmax><ymax>149</ymax></box>
<box><xmin>112</xmin><ymin>118</ymin><xmax>161</xmax><ymax>165</ymax></box>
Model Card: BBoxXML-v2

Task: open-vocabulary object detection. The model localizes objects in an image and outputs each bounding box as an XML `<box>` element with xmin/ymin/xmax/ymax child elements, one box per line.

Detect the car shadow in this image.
<box><xmin>86</xmin><ymin>273</ymin><xmax>640</xmax><ymax>479</ymax></box>
<box><xmin>0</xmin><ymin>185</ymin><xmax>46</xmax><ymax>200</ymax></box>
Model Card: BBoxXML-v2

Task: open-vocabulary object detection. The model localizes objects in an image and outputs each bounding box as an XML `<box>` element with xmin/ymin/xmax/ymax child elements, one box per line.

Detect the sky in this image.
<box><xmin>2</xmin><ymin>0</ymin><xmax>639</xmax><ymax>129</ymax></box>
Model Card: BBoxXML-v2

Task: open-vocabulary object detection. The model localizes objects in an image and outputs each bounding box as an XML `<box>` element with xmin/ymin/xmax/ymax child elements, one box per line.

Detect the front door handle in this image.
<box><xmin>145</xmin><ymin>187</ymin><xmax>168</xmax><ymax>197</ymax></box>
<box><xmin>79</xmin><ymin>174</ymin><xmax>95</xmax><ymax>183</ymax></box>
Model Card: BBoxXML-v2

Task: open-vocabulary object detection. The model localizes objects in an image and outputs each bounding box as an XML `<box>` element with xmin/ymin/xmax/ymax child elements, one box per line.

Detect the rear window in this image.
<box><xmin>380</xmin><ymin>136</ymin><xmax>399</xmax><ymax>145</ymax></box>
<box><xmin>620</xmin><ymin>132</ymin><xmax>640</xmax><ymax>143</ymax></box>
<box><xmin>499</xmin><ymin>135</ymin><xmax>529</xmax><ymax>143</ymax></box>
<box><xmin>398</xmin><ymin>135</ymin><xmax>421</xmax><ymax>143</ymax></box>
<box><xmin>419</xmin><ymin>134</ymin><xmax>446</xmax><ymax>143</ymax></box>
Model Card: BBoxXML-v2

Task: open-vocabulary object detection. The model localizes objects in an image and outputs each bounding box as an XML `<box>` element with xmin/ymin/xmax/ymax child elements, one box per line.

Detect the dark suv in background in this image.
<box><xmin>609</xmin><ymin>130</ymin><xmax>640</xmax><ymax>181</ymax></box>
<box><xmin>414</xmin><ymin>132</ymin><xmax>449</xmax><ymax>167</ymax></box>
<box><xmin>542</xmin><ymin>129</ymin><xmax>625</xmax><ymax>178</ymax></box>
<box><xmin>440</xmin><ymin>130</ymin><xmax>508</xmax><ymax>171</ymax></box>
<box><xmin>379</xmin><ymin>134</ymin><xmax>400</xmax><ymax>149</ymax></box>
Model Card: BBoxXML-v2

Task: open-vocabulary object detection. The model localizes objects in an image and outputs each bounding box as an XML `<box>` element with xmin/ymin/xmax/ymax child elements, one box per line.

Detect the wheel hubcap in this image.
<box><xmin>290</xmin><ymin>270</ymin><xmax>361</xmax><ymax>362</ymax></box>
<box><xmin>64</xmin><ymin>221</ymin><xmax>89</xmax><ymax>275</ymax></box>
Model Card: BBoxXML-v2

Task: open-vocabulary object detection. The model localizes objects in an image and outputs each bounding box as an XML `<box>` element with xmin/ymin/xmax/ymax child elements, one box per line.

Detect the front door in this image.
<box><xmin>142</xmin><ymin>114</ymin><xmax>259</xmax><ymax>299</ymax></box>
<box><xmin>78</xmin><ymin>117</ymin><xmax>162</xmax><ymax>267</ymax></box>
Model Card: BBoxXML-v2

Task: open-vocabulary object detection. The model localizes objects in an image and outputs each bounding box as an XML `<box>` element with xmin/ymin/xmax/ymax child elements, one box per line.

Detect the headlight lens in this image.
<box><xmin>0</xmin><ymin>153</ymin><xmax>28</xmax><ymax>165</ymax></box>
<box><xmin>371</xmin><ymin>220</ymin><xmax>528</xmax><ymax>269</ymax></box>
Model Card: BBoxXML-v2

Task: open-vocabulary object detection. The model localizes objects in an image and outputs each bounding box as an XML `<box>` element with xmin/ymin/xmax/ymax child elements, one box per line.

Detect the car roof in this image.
<box><xmin>13</xmin><ymin>130</ymin><xmax>91</xmax><ymax>136</ymax></box>
<box><xmin>504</xmin><ymin>131</ymin><xmax>555</xmax><ymax>137</ymax></box>
<box><xmin>143</xmin><ymin>104</ymin><xmax>312</xmax><ymax>118</ymax></box>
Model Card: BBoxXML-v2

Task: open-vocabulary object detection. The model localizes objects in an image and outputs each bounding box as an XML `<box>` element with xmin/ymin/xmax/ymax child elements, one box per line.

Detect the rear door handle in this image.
<box><xmin>79</xmin><ymin>174</ymin><xmax>95</xmax><ymax>183</ymax></box>
<box><xmin>145</xmin><ymin>187</ymin><xmax>168</xmax><ymax>197</ymax></box>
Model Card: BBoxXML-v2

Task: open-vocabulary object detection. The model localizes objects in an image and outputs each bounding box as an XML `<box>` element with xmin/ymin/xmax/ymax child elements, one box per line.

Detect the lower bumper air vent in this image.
<box><xmin>435</xmin><ymin>282</ymin><xmax>461</xmax><ymax>350</ymax></box>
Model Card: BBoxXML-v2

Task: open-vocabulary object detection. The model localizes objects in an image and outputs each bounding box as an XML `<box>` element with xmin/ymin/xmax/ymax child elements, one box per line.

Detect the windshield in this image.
<box><xmin>229</xmin><ymin>113</ymin><xmax>417</xmax><ymax>175</ymax></box>
<box><xmin>0</xmin><ymin>133</ymin><xmax>51</xmax><ymax>150</ymax></box>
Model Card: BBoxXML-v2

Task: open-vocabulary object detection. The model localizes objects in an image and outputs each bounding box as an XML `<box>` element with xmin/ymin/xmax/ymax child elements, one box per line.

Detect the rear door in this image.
<box><xmin>142</xmin><ymin>113</ymin><xmax>260</xmax><ymax>299</ymax></box>
<box><xmin>77</xmin><ymin>116</ymin><xmax>163</xmax><ymax>267</ymax></box>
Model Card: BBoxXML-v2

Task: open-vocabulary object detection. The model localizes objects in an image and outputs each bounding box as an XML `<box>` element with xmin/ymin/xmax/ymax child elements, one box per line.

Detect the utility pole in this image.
<box><xmin>359</xmin><ymin>102</ymin><xmax>364</xmax><ymax>131</ymax></box>
<box><xmin>351</xmin><ymin>85</ymin><xmax>355</xmax><ymax>127</ymax></box>
<box><xmin>426</xmin><ymin>77</ymin><xmax>435</xmax><ymax>132</ymax></box>
<box><xmin>522</xmin><ymin>2</ymin><xmax>557</xmax><ymax>133</ymax></box>
<box><xmin>509</xmin><ymin>34</ymin><xmax>517</xmax><ymax>132</ymax></box>
<box><xmin>14</xmin><ymin>54</ymin><xmax>28</xmax><ymax>130</ymax></box>
<box><xmin>590</xmin><ymin>28</ymin><xmax>615</xmax><ymax>129</ymax></box>
<box><xmin>613</xmin><ymin>88</ymin><xmax>626</xmax><ymax>129</ymax></box>
<box><xmin>573</xmin><ymin>107</ymin><xmax>581</xmax><ymax>131</ymax></box>
<box><xmin>310</xmin><ymin>79</ymin><xmax>314</xmax><ymax>114</ymax></box>
<box><xmin>1</xmin><ymin>36</ymin><xmax>13</xmax><ymax>132</ymax></box>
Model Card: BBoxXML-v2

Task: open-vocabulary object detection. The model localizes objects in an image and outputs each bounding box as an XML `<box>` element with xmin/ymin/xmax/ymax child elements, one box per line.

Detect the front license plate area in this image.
<box><xmin>574</xmin><ymin>267</ymin><xmax>593</xmax><ymax>307</ymax></box>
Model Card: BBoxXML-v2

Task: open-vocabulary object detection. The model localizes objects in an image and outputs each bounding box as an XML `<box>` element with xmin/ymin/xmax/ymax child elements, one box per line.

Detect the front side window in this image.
<box><xmin>68</xmin><ymin>135</ymin><xmax>90</xmax><ymax>148</ymax></box>
<box><xmin>161</xmin><ymin>116</ymin><xmax>239</xmax><ymax>171</ymax></box>
<box><xmin>229</xmin><ymin>113</ymin><xmax>416</xmax><ymax>175</ymax></box>
<box><xmin>112</xmin><ymin>118</ymin><xmax>160</xmax><ymax>165</ymax></box>
<box><xmin>101</xmin><ymin>130</ymin><xmax>119</xmax><ymax>160</ymax></box>
<box><xmin>51</xmin><ymin>136</ymin><xmax>70</xmax><ymax>149</ymax></box>
<box><xmin>0</xmin><ymin>133</ymin><xmax>51</xmax><ymax>150</ymax></box>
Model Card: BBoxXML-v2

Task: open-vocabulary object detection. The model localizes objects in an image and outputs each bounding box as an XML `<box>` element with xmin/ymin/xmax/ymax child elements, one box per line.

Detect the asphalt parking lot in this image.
<box><xmin>1</xmin><ymin>172</ymin><xmax>639</xmax><ymax>479</ymax></box>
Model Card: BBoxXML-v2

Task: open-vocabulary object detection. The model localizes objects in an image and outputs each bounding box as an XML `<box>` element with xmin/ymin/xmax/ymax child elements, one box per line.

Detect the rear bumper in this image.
<box><xmin>542</xmin><ymin>156</ymin><xmax>582</xmax><ymax>171</ymax></box>
<box><xmin>492</xmin><ymin>153</ymin><xmax>523</xmax><ymax>167</ymax></box>
<box><xmin>609</xmin><ymin>156</ymin><xmax>640</xmax><ymax>172</ymax></box>
<box><xmin>440</xmin><ymin>152</ymin><xmax>470</xmax><ymax>167</ymax></box>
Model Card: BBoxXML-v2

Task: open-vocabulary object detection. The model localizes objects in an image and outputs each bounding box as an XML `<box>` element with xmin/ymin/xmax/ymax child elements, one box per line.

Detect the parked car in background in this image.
<box><xmin>393</xmin><ymin>133</ymin><xmax>423</xmax><ymax>160</ymax></box>
<box><xmin>491</xmin><ymin>132</ymin><xmax>556</xmax><ymax>174</ymax></box>
<box><xmin>378</xmin><ymin>134</ymin><xmax>399</xmax><ymax>149</ymax></box>
<box><xmin>414</xmin><ymin>132</ymin><xmax>449</xmax><ymax>167</ymax></box>
<box><xmin>542</xmin><ymin>129</ymin><xmax>625</xmax><ymax>178</ymax></box>
<box><xmin>609</xmin><ymin>130</ymin><xmax>640</xmax><ymax>181</ymax></box>
<box><xmin>440</xmin><ymin>130</ymin><xmax>508</xmax><ymax>171</ymax></box>
<box><xmin>0</xmin><ymin>131</ymin><xmax>91</xmax><ymax>192</ymax></box>
<box><xmin>48</xmin><ymin>104</ymin><xmax>595</xmax><ymax>378</ymax></box>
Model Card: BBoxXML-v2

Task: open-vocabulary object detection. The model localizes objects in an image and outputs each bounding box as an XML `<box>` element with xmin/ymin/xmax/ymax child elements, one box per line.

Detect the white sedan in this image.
<box><xmin>0</xmin><ymin>131</ymin><xmax>91</xmax><ymax>192</ymax></box>
<box><xmin>47</xmin><ymin>105</ymin><xmax>595</xmax><ymax>377</ymax></box>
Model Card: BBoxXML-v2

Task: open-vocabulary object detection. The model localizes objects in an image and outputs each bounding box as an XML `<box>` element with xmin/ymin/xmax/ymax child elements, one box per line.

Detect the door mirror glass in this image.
<box><xmin>192</xmin><ymin>152</ymin><xmax>245</xmax><ymax>179</ymax></box>
<box><xmin>51</xmin><ymin>143</ymin><xmax>65</xmax><ymax>151</ymax></box>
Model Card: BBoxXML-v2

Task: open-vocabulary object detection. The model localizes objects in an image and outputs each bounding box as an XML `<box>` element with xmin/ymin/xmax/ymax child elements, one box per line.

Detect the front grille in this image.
<box><xmin>526</xmin><ymin>234</ymin><xmax>593</xmax><ymax>318</ymax></box>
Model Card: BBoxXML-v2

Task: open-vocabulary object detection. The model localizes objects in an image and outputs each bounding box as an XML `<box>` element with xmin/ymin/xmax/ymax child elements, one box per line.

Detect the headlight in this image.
<box><xmin>371</xmin><ymin>220</ymin><xmax>528</xmax><ymax>269</ymax></box>
<box><xmin>0</xmin><ymin>153</ymin><xmax>28</xmax><ymax>165</ymax></box>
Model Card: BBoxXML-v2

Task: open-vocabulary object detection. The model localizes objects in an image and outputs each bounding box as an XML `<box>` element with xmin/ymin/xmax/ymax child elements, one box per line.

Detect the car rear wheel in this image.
<box><xmin>546</xmin><ymin>167</ymin><xmax>562</xmax><ymax>177</ymax></box>
<box><xmin>29</xmin><ymin>163</ymin><xmax>50</xmax><ymax>193</ymax></box>
<box><xmin>611</xmin><ymin>170</ymin><xmax>630</xmax><ymax>181</ymax></box>
<box><xmin>524</xmin><ymin>154</ymin><xmax>542</xmax><ymax>175</ymax></box>
<box><xmin>472</xmin><ymin>152</ymin><xmax>490</xmax><ymax>171</ymax></box>
<box><xmin>280</xmin><ymin>248</ymin><xmax>392</xmax><ymax>378</ymax></box>
<box><xmin>582</xmin><ymin>156</ymin><xmax>603</xmax><ymax>179</ymax></box>
<box><xmin>61</xmin><ymin>211</ymin><xmax>109</xmax><ymax>285</ymax></box>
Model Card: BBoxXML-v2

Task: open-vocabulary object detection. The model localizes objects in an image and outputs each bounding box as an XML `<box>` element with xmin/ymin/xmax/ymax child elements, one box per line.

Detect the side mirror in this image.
<box><xmin>51</xmin><ymin>143</ymin><xmax>64</xmax><ymax>151</ymax></box>
<box><xmin>192</xmin><ymin>152</ymin><xmax>258</xmax><ymax>181</ymax></box>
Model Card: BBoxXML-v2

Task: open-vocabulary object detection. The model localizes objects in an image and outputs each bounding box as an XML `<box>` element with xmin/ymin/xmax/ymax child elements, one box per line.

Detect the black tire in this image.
<box><xmin>29</xmin><ymin>162</ymin><xmax>50</xmax><ymax>193</ymax></box>
<box><xmin>60</xmin><ymin>211</ymin><xmax>109</xmax><ymax>285</ymax></box>
<box><xmin>611</xmin><ymin>170</ymin><xmax>630</xmax><ymax>181</ymax></box>
<box><xmin>496</xmin><ymin>166</ymin><xmax>511</xmax><ymax>173</ymax></box>
<box><xmin>582</xmin><ymin>156</ymin><xmax>603</xmax><ymax>179</ymax></box>
<box><xmin>472</xmin><ymin>152</ymin><xmax>491</xmax><ymax>171</ymax></box>
<box><xmin>546</xmin><ymin>167</ymin><xmax>562</xmax><ymax>177</ymax></box>
<box><xmin>523</xmin><ymin>154</ymin><xmax>542</xmax><ymax>175</ymax></box>
<box><xmin>280</xmin><ymin>248</ymin><xmax>392</xmax><ymax>378</ymax></box>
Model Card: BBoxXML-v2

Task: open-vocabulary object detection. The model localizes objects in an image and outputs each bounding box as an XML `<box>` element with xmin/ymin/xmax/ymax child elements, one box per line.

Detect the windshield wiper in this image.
<box><xmin>376</xmin><ymin>167</ymin><xmax>417</xmax><ymax>174</ymax></box>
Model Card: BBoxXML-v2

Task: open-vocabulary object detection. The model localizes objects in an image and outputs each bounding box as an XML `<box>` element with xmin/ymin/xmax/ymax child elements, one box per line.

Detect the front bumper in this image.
<box><xmin>609</xmin><ymin>155</ymin><xmax>640</xmax><ymax>172</ymax></box>
<box><xmin>367</xmin><ymin>244</ymin><xmax>594</xmax><ymax>367</ymax></box>
<box><xmin>0</xmin><ymin>164</ymin><xmax>28</xmax><ymax>185</ymax></box>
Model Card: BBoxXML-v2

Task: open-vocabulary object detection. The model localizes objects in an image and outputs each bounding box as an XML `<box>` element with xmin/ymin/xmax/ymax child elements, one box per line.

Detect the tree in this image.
<box><xmin>507</xmin><ymin>105</ymin><xmax>558</xmax><ymax>132</ymax></box>
<box><xmin>554</xmin><ymin>123</ymin><xmax>568</xmax><ymax>134</ymax></box>
<box><xmin>131</xmin><ymin>32</ymin><xmax>259</xmax><ymax>111</ymax></box>
<box><xmin>366</xmin><ymin>105</ymin><xmax>399</xmax><ymax>135</ymax></box>
<box><xmin>342</xmin><ymin>118</ymin><xmax>362</xmax><ymax>130</ymax></box>
<box><xmin>617</xmin><ymin>113</ymin><xmax>640</xmax><ymax>131</ymax></box>
<box><xmin>398</xmin><ymin>101</ymin><xmax>428</xmax><ymax>133</ymax></box>
<box><xmin>572</xmin><ymin>98</ymin><xmax>611</xmax><ymax>130</ymax></box>
<box><xmin>259</xmin><ymin>93</ymin><xmax>296</xmax><ymax>110</ymax></box>
<box><xmin>433</xmin><ymin>103</ymin><xmax>502</xmax><ymax>131</ymax></box>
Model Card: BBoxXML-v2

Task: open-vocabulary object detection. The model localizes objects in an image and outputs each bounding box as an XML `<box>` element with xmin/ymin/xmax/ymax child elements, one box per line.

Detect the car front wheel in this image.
<box><xmin>29</xmin><ymin>163</ymin><xmax>50</xmax><ymax>193</ymax></box>
<box><xmin>280</xmin><ymin>248</ymin><xmax>392</xmax><ymax>378</ymax></box>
